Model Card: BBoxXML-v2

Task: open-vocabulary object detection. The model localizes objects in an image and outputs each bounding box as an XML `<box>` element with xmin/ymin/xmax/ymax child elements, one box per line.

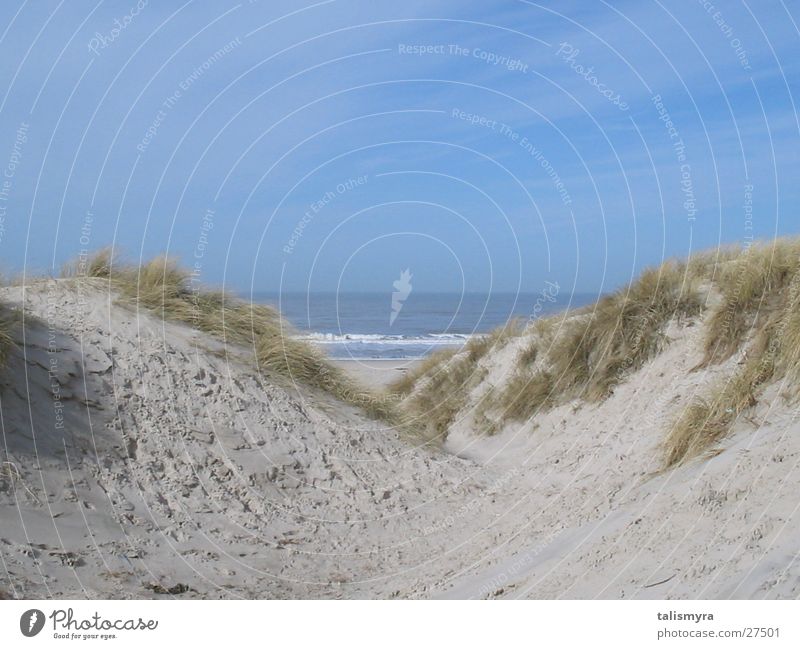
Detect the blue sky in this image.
<box><xmin>0</xmin><ymin>0</ymin><xmax>797</xmax><ymax>295</ymax></box>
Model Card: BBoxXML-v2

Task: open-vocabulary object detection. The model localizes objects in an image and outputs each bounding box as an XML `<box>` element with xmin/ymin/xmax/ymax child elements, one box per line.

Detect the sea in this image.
<box><xmin>251</xmin><ymin>291</ymin><xmax>598</xmax><ymax>360</ymax></box>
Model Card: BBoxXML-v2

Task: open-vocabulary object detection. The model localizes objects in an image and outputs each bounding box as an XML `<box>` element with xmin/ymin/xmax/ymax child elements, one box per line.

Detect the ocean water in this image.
<box><xmin>252</xmin><ymin>291</ymin><xmax>598</xmax><ymax>359</ymax></box>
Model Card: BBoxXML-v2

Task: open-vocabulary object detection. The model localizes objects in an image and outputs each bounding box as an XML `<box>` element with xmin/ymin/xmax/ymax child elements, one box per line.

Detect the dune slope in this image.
<box><xmin>1</xmin><ymin>270</ymin><xmax>799</xmax><ymax>599</ymax></box>
<box><xmin>0</xmin><ymin>279</ymin><xmax>512</xmax><ymax>598</ymax></box>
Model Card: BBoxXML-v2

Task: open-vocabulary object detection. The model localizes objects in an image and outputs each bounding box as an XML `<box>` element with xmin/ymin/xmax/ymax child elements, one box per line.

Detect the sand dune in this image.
<box><xmin>1</xmin><ymin>277</ymin><xmax>799</xmax><ymax>599</ymax></box>
<box><xmin>438</xmin><ymin>318</ymin><xmax>800</xmax><ymax>598</ymax></box>
<box><xmin>0</xmin><ymin>279</ymin><xmax>512</xmax><ymax>598</ymax></box>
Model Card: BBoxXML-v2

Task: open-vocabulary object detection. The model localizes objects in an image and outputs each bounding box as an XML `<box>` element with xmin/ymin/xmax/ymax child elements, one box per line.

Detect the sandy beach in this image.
<box><xmin>2</xmin><ymin>273</ymin><xmax>800</xmax><ymax>599</ymax></box>
<box><xmin>3</xmin><ymin>7</ymin><xmax>799</xmax><ymax>644</ymax></box>
<box><xmin>332</xmin><ymin>358</ymin><xmax>420</xmax><ymax>388</ymax></box>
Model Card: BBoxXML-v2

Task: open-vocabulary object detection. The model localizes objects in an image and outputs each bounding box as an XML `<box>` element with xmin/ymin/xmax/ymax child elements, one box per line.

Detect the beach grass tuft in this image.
<box><xmin>483</xmin><ymin>260</ymin><xmax>702</xmax><ymax>426</ymax></box>
<box><xmin>666</xmin><ymin>241</ymin><xmax>800</xmax><ymax>466</ymax></box>
<box><xmin>70</xmin><ymin>251</ymin><xmax>400</xmax><ymax>423</ymax></box>
<box><xmin>388</xmin><ymin>324</ymin><xmax>519</xmax><ymax>444</ymax></box>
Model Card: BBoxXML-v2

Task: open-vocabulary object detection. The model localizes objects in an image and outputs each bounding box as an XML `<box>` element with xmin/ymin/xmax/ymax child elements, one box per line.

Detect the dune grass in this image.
<box><xmin>0</xmin><ymin>278</ymin><xmax>23</xmax><ymax>368</ymax></box>
<box><xmin>388</xmin><ymin>323</ymin><xmax>520</xmax><ymax>443</ymax></box>
<box><xmin>394</xmin><ymin>238</ymin><xmax>800</xmax><ymax>464</ymax></box>
<box><xmin>396</xmin><ymin>349</ymin><xmax>485</xmax><ymax>444</ymax></box>
<box><xmin>701</xmin><ymin>240</ymin><xmax>800</xmax><ymax>365</ymax></box>
<box><xmin>498</xmin><ymin>369</ymin><xmax>556</xmax><ymax>422</ymax></box>
<box><xmin>0</xmin><ymin>310</ymin><xmax>17</xmax><ymax>367</ymax></box>
<box><xmin>495</xmin><ymin>261</ymin><xmax>703</xmax><ymax>425</ymax></box>
<box><xmin>388</xmin><ymin>347</ymin><xmax>459</xmax><ymax>397</ymax></box>
<box><xmin>397</xmin><ymin>260</ymin><xmax>704</xmax><ymax>434</ymax></box>
<box><xmin>665</xmin><ymin>244</ymin><xmax>800</xmax><ymax>466</ymax></box>
<box><xmin>69</xmin><ymin>250</ymin><xmax>398</xmax><ymax>422</ymax></box>
<box><xmin>388</xmin><ymin>322</ymin><xmax>521</xmax><ymax>396</ymax></box>
<box><xmin>503</xmin><ymin>242</ymin><xmax>800</xmax><ymax>466</ymax></box>
<box><xmin>69</xmin><ymin>241</ymin><xmax>800</xmax><ymax>459</ymax></box>
<box><xmin>551</xmin><ymin>262</ymin><xmax>702</xmax><ymax>400</ymax></box>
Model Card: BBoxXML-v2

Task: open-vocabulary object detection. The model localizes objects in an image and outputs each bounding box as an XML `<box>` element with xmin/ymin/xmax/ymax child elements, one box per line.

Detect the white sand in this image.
<box><xmin>1</xmin><ymin>280</ymin><xmax>799</xmax><ymax>599</ymax></box>
<box><xmin>332</xmin><ymin>358</ymin><xmax>419</xmax><ymax>389</ymax></box>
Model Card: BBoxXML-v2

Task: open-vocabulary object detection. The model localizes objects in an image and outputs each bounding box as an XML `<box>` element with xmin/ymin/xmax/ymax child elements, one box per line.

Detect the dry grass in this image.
<box><xmin>0</xmin><ymin>267</ymin><xmax>17</xmax><ymax>363</ymax></box>
<box><xmin>0</xmin><ymin>310</ymin><xmax>17</xmax><ymax>366</ymax></box>
<box><xmin>71</xmin><ymin>251</ymin><xmax>398</xmax><ymax>422</ymax></box>
<box><xmin>68</xmin><ymin>239</ymin><xmax>800</xmax><ymax>463</ymax></box>
<box><xmin>61</xmin><ymin>246</ymin><xmax>113</xmax><ymax>279</ymax></box>
<box><xmin>387</xmin><ymin>347</ymin><xmax>458</xmax><ymax>397</ymax></box>
<box><xmin>549</xmin><ymin>262</ymin><xmax>702</xmax><ymax>401</ymax></box>
<box><xmin>392</xmin><ymin>325</ymin><xmax>519</xmax><ymax>444</ymax></box>
<box><xmin>701</xmin><ymin>240</ymin><xmax>800</xmax><ymax>365</ymax></box>
<box><xmin>388</xmin><ymin>323</ymin><xmax>520</xmax><ymax>396</ymax></box>
<box><xmin>396</xmin><ymin>240</ymin><xmax>800</xmax><ymax>463</ymax></box>
<box><xmin>493</xmin><ymin>261</ymin><xmax>702</xmax><ymax>425</ymax></box>
<box><xmin>0</xmin><ymin>279</ymin><xmax>23</xmax><ymax>368</ymax></box>
<box><xmin>498</xmin><ymin>370</ymin><xmax>555</xmax><ymax>422</ymax></box>
<box><xmin>465</xmin><ymin>319</ymin><xmax>523</xmax><ymax>361</ymax></box>
<box><xmin>400</xmin><ymin>354</ymin><xmax>486</xmax><ymax>444</ymax></box>
<box><xmin>491</xmin><ymin>319</ymin><xmax>556</xmax><ymax>422</ymax></box>
<box><xmin>666</xmin><ymin>245</ymin><xmax>800</xmax><ymax>466</ymax></box>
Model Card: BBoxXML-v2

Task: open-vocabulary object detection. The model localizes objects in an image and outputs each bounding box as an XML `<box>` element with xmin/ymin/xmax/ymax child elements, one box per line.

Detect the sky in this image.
<box><xmin>0</xmin><ymin>0</ymin><xmax>798</xmax><ymax>297</ymax></box>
